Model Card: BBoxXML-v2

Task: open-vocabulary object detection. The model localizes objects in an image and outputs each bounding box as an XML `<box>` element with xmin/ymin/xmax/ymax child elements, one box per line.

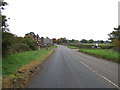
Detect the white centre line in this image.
<box><xmin>79</xmin><ymin>61</ymin><xmax>119</xmax><ymax>89</ymax></box>
<box><xmin>65</xmin><ymin>48</ymin><xmax>120</xmax><ymax>89</ymax></box>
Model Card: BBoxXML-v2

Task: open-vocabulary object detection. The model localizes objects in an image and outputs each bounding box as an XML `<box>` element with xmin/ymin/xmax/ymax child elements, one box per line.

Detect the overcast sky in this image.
<box><xmin>3</xmin><ymin>0</ymin><xmax>119</xmax><ymax>40</ymax></box>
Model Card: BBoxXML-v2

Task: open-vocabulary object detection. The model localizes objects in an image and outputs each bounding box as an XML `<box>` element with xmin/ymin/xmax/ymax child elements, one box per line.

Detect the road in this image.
<box><xmin>28</xmin><ymin>45</ymin><xmax>118</xmax><ymax>88</ymax></box>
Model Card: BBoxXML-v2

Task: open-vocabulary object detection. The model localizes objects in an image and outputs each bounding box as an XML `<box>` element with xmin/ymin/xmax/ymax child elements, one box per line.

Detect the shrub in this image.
<box><xmin>12</xmin><ymin>43</ymin><xmax>31</xmax><ymax>52</ymax></box>
<box><xmin>2</xmin><ymin>32</ymin><xmax>16</xmax><ymax>56</ymax></box>
<box><xmin>22</xmin><ymin>35</ymin><xmax>36</xmax><ymax>50</ymax></box>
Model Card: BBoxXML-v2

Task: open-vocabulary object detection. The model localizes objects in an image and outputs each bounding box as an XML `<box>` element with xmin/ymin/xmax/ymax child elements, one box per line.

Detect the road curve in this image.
<box><xmin>28</xmin><ymin>45</ymin><xmax>118</xmax><ymax>88</ymax></box>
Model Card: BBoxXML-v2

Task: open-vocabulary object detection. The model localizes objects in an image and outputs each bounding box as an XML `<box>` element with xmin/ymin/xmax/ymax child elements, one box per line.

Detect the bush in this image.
<box><xmin>22</xmin><ymin>36</ymin><xmax>36</xmax><ymax>50</ymax></box>
<box><xmin>2</xmin><ymin>32</ymin><xmax>16</xmax><ymax>56</ymax></box>
<box><xmin>12</xmin><ymin>43</ymin><xmax>31</xmax><ymax>52</ymax></box>
<box><xmin>2</xmin><ymin>32</ymin><xmax>37</xmax><ymax>57</ymax></box>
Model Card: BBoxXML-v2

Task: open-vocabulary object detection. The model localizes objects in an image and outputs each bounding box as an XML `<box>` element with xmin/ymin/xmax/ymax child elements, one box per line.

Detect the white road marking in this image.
<box><xmin>65</xmin><ymin>49</ymin><xmax>119</xmax><ymax>89</ymax></box>
<box><xmin>80</xmin><ymin>61</ymin><xmax>120</xmax><ymax>89</ymax></box>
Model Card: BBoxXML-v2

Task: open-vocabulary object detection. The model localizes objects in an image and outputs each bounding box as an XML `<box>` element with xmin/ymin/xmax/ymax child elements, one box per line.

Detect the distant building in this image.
<box><xmin>43</xmin><ymin>38</ymin><xmax>53</xmax><ymax>45</ymax></box>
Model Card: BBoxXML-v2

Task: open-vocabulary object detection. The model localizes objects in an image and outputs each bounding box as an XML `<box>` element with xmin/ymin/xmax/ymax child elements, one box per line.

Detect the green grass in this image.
<box><xmin>49</xmin><ymin>45</ymin><xmax>57</xmax><ymax>48</ymax></box>
<box><xmin>66</xmin><ymin>45</ymin><xmax>119</xmax><ymax>62</ymax></box>
<box><xmin>79</xmin><ymin>49</ymin><xmax>119</xmax><ymax>62</ymax></box>
<box><xmin>68</xmin><ymin>46</ymin><xmax>79</xmax><ymax>49</ymax></box>
<box><xmin>2</xmin><ymin>49</ymin><xmax>53</xmax><ymax>77</ymax></box>
<box><xmin>79</xmin><ymin>43</ymin><xmax>112</xmax><ymax>46</ymax></box>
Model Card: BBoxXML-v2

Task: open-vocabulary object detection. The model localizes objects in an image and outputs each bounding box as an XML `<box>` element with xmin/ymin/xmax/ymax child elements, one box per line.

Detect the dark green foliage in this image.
<box><xmin>113</xmin><ymin>25</ymin><xmax>120</xmax><ymax>40</ymax></box>
<box><xmin>12</xmin><ymin>43</ymin><xmax>31</xmax><ymax>52</ymax></box>
<box><xmin>22</xmin><ymin>38</ymin><xmax>36</xmax><ymax>50</ymax></box>
<box><xmin>99</xmin><ymin>40</ymin><xmax>104</xmax><ymax>43</ymax></box>
<box><xmin>25</xmin><ymin>32</ymin><xmax>36</xmax><ymax>38</ymax></box>
<box><xmin>80</xmin><ymin>39</ymin><xmax>87</xmax><ymax>43</ymax></box>
<box><xmin>59</xmin><ymin>37</ymin><xmax>67</xmax><ymax>43</ymax></box>
<box><xmin>0</xmin><ymin>1</ymin><xmax>8</xmax><ymax>7</ymax></box>
<box><xmin>1</xmin><ymin>15</ymin><xmax>9</xmax><ymax>31</ymax></box>
<box><xmin>23</xmin><ymin>34</ymin><xmax>36</xmax><ymax>50</ymax></box>
<box><xmin>88</xmin><ymin>39</ymin><xmax>94</xmax><ymax>43</ymax></box>
<box><xmin>108</xmin><ymin>26</ymin><xmax>120</xmax><ymax>52</ymax></box>
<box><xmin>0</xmin><ymin>1</ymin><xmax>9</xmax><ymax>32</ymax></box>
<box><xmin>108</xmin><ymin>26</ymin><xmax>120</xmax><ymax>42</ymax></box>
<box><xmin>2</xmin><ymin>32</ymin><xmax>36</xmax><ymax>57</ymax></box>
<box><xmin>2</xmin><ymin>32</ymin><xmax>15</xmax><ymax>56</ymax></box>
<box><xmin>14</xmin><ymin>36</ymin><xmax>24</xmax><ymax>43</ymax></box>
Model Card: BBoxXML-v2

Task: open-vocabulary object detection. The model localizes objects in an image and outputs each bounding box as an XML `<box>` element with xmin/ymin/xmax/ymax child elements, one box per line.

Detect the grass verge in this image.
<box><xmin>3</xmin><ymin>49</ymin><xmax>52</xmax><ymax>77</ymax></box>
<box><xmin>79</xmin><ymin>48</ymin><xmax>119</xmax><ymax>63</ymax></box>
<box><xmin>49</xmin><ymin>45</ymin><xmax>57</xmax><ymax>48</ymax></box>
<box><xmin>67</xmin><ymin>46</ymin><xmax>79</xmax><ymax>49</ymax></box>
<box><xmin>2</xmin><ymin>49</ymin><xmax>54</xmax><ymax>88</ymax></box>
<box><xmin>66</xmin><ymin>45</ymin><xmax>119</xmax><ymax>63</ymax></box>
<box><xmin>80</xmin><ymin>43</ymin><xmax>112</xmax><ymax>46</ymax></box>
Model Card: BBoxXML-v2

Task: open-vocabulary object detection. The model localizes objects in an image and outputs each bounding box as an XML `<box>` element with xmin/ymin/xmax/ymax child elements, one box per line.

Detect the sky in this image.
<box><xmin>3</xmin><ymin>0</ymin><xmax>119</xmax><ymax>41</ymax></box>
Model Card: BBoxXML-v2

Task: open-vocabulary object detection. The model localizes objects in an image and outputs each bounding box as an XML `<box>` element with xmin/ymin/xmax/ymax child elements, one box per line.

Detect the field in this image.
<box><xmin>65</xmin><ymin>43</ymin><xmax>112</xmax><ymax>46</ymax></box>
<box><xmin>2</xmin><ymin>49</ymin><xmax>53</xmax><ymax>77</ymax></box>
<box><xmin>80</xmin><ymin>43</ymin><xmax>112</xmax><ymax>46</ymax></box>
<box><xmin>63</xmin><ymin>43</ymin><xmax>113</xmax><ymax>49</ymax></box>
<box><xmin>67</xmin><ymin>46</ymin><xmax>119</xmax><ymax>63</ymax></box>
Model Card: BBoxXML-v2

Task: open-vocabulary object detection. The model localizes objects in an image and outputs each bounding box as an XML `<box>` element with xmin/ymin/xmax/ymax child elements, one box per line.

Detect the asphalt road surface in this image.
<box><xmin>28</xmin><ymin>45</ymin><xmax>119</xmax><ymax>88</ymax></box>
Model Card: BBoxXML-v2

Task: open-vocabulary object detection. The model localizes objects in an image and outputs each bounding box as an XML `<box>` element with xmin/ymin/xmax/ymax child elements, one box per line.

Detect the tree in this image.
<box><xmin>68</xmin><ymin>40</ymin><xmax>73</xmax><ymax>43</ymax></box>
<box><xmin>25</xmin><ymin>32</ymin><xmax>36</xmax><ymax>38</ymax></box>
<box><xmin>59</xmin><ymin>37</ymin><xmax>67</xmax><ymax>43</ymax></box>
<box><xmin>88</xmin><ymin>39</ymin><xmax>94</xmax><ymax>43</ymax></box>
<box><xmin>108</xmin><ymin>25</ymin><xmax>120</xmax><ymax>47</ymax></box>
<box><xmin>108</xmin><ymin>26</ymin><xmax>120</xmax><ymax>52</ymax></box>
<box><xmin>24</xmin><ymin>34</ymin><xmax>36</xmax><ymax>50</ymax></box>
<box><xmin>80</xmin><ymin>39</ymin><xmax>88</xmax><ymax>43</ymax></box>
<box><xmin>99</xmin><ymin>40</ymin><xmax>104</xmax><ymax>43</ymax></box>
<box><xmin>46</xmin><ymin>37</ymin><xmax>49</xmax><ymax>39</ymax></box>
<box><xmin>0</xmin><ymin>1</ymin><xmax>9</xmax><ymax>32</ymax></box>
<box><xmin>2</xmin><ymin>32</ymin><xmax>15</xmax><ymax>56</ymax></box>
<box><xmin>52</xmin><ymin>38</ymin><xmax>57</xmax><ymax>43</ymax></box>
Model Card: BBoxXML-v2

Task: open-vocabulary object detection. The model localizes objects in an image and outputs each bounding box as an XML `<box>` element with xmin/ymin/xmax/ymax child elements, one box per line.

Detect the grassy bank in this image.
<box><xmin>3</xmin><ymin>49</ymin><xmax>53</xmax><ymax>77</ymax></box>
<box><xmin>67</xmin><ymin>46</ymin><xmax>119</xmax><ymax>63</ymax></box>
<box><xmin>49</xmin><ymin>45</ymin><xmax>57</xmax><ymax>48</ymax></box>
<box><xmin>79</xmin><ymin>49</ymin><xmax>119</xmax><ymax>62</ymax></box>
<box><xmin>2</xmin><ymin>48</ymin><xmax>55</xmax><ymax>88</ymax></box>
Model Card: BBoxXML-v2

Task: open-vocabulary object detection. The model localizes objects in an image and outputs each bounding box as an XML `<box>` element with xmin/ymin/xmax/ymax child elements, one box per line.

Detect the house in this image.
<box><xmin>43</xmin><ymin>38</ymin><xmax>53</xmax><ymax>46</ymax></box>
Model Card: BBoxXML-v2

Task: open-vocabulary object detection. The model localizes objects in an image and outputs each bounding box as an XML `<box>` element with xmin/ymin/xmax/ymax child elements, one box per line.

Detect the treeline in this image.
<box><xmin>58</xmin><ymin>25</ymin><xmax>120</xmax><ymax>52</ymax></box>
<box><xmin>52</xmin><ymin>38</ymin><xmax>110</xmax><ymax>44</ymax></box>
<box><xmin>65</xmin><ymin>43</ymin><xmax>113</xmax><ymax>49</ymax></box>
